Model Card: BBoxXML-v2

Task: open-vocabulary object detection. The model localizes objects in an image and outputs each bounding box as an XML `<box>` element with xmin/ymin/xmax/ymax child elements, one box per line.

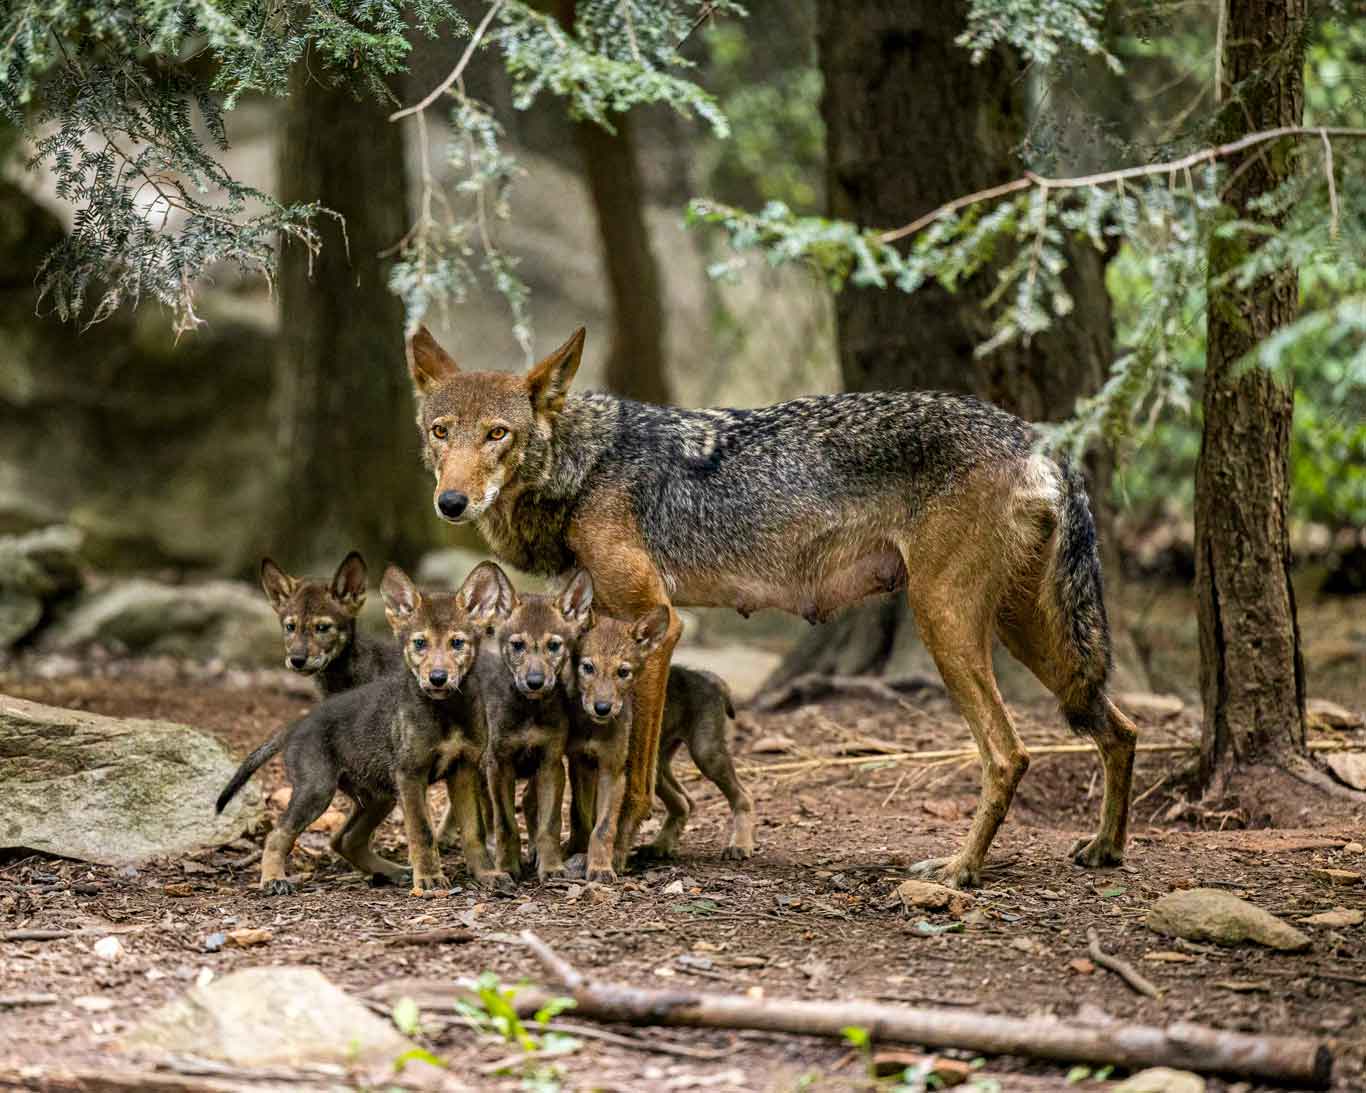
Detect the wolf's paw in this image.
<box><xmin>587</xmin><ymin>866</ymin><xmax>618</xmax><ymax>885</ymax></box>
<box><xmin>369</xmin><ymin>869</ymin><xmax>412</xmax><ymax>889</ymax></box>
<box><xmin>907</xmin><ymin>855</ymin><xmax>980</xmax><ymax>890</ymax></box>
<box><xmin>564</xmin><ymin>853</ymin><xmax>588</xmax><ymax>879</ymax></box>
<box><xmin>261</xmin><ymin>878</ymin><xmax>296</xmax><ymax>897</ymax></box>
<box><xmin>410</xmin><ymin>870</ymin><xmax>451</xmax><ymax>895</ymax></box>
<box><xmin>537</xmin><ymin>864</ymin><xmax>567</xmax><ymax>883</ymax></box>
<box><xmin>1069</xmin><ymin>835</ymin><xmax>1124</xmax><ymax>869</ymax></box>
<box><xmin>477</xmin><ymin>869</ymin><xmax>517</xmax><ymax>893</ymax></box>
<box><xmin>720</xmin><ymin>843</ymin><xmax>754</xmax><ymax>861</ymax></box>
<box><xmin>631</xmin><ymin>842</ymin><xmax>678</xmax><ymax>864</ymax></box>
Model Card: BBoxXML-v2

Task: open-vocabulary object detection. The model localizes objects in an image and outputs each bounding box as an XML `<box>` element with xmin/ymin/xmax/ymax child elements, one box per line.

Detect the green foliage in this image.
<box><xmin>958</xmin><ymin>0</ymin><xmax>1119</xmax><ymax>72</ymax></box>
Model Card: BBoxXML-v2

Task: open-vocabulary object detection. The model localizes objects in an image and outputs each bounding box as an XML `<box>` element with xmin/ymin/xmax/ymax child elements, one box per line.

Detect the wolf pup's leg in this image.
<box><xmin>448</xmin><ymin>762</ymin><xmax>514</xmax><ymax>891</ymax></box>
<box><xmin>587</xmin><ymin>760</ymin><xmax>628</xmax><ymax>884</ymax></box>
<box><xmin>396</xmin><ymin>771</ymin><xmax>449</xmax><ymax>893</ymax></box>
<box><xmin>688</xmin><ymin>715</ymin><xmax>756</xmax><ymax>861</ymax></box>
<box><xmin>639</xmin><ymin>739</ymin><xmax>690</xmax><ymax>861</ymax></box>
<box><xmin>564</xmin><ymin>754</ymin><xmax>595</xmax><ymax>877</ymax></box>
<box><xmin>331</xmin><ymin>793</ymin><xmax>409</xmax><ymax>885</ymax></box>
<box><xmin>487</xmin><ymin>760</ymin><xmax>523</xmax><ymax>878</ymax></box>
<box><xmin>261</xmin><ymin>782</ymin><xmax>334</xmax><ymax>896</ymax></box>
<box><xmin>531</xmin><ymin>756</ymin><xmax>568</xmax><ymax>881</ymax></box>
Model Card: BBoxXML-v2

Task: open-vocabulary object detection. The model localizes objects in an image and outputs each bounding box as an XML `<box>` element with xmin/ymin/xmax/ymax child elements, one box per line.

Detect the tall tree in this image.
<box><xmin>768</xmin><ymin>0</ymin><xmax>1130</xmax><ymax>689</ymax></box>
<box><xmin>1193</xmin><ymin>0</ymin><xmax>1308</xmax><ymax>793</ymax></box>
<box><xmin>274</xmin><ymin>69</ymin><xmax>434</xmax><ymax>571</ymax></box>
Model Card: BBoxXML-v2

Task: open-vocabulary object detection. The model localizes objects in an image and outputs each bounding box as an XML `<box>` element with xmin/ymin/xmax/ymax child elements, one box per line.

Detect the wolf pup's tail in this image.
<box><xmin>215</xmin><ymin>733</ymin><xmax>285</xmax><ymax>814</ymax></box>
<box><xmin>1048</xmin><ymin>461</ymin><xmax>1112</xmax><ymax>730</ymax></box>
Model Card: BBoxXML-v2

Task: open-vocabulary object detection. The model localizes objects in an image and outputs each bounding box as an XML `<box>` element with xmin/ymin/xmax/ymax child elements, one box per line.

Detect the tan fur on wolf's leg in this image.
<box><xmin>488</xmin><ymin>764</ymin><xmax>522</xmax><ymax>877</ymax></box>
<box><xmin>587</xmin><ymin>762</ymin><xmax>628</xmax><ymax>883</ymax></box>
<box><xmin>332</xmin><ymin>797</ymin><xmax>409</xmax><ymax>883</ymax></box>
<box><xmin>565</xmin><ymin>756</ymin><xmax>595</xmax><ymax>862</ymax></box>
<box><xmin>448</xmin><ymin>763</ymin><xmax>513</xmax><ymax>890</ymax></box>
<box><xmin>532</xmin><ymin>758</ymin><xmax>568</xmax><ymax>881</ymax></box>
<box><xmin>1069</xmin><ymin>700</ymin><xmax>1135</xmax><ymax>866</ymax></box>
<box><xmin>260</xmin><ymin>830</ymin><xmax>297</xmax><ymax>894</ymax></box>
<box><xmin>397</xmin><ymin>773</ymin><xmax>449</xmax><ymax>892</ymax></box>
<box><xmin>907</xmin><ymin>584</ymin><xmax>1028</xmax><ymax>890</ymax></box>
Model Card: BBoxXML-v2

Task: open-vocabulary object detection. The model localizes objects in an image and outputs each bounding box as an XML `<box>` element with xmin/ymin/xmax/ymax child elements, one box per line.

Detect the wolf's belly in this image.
<box><xmin>666</xmin><ymin>544</ymin><xmax>907</xmax><ymax>623</ymax></box>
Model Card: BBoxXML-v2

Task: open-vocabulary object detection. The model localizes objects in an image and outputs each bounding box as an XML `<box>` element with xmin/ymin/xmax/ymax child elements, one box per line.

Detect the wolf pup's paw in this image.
<box><xmin>261</xmin><ymin>878</ymin><xmax>296</xmax><ymax>897</ymax></box>
<box><xmin>586</xmin><ymin>866</ymin><xmax>617</xmax><ymax>885</ymax></box>
<box><xmin>410</xmin><ymin>870</ymin><xmax>451</xmax><ymax>895</ymax></box>
<box><xmin>563</xmin><ymin>853</ymin><xmax>588</xmax><ymax>880</ymax></box>
<box><xmin>1069</xmin><ymin>835</ymin><xmax>1124</xmax><ymax>869</ymax></box>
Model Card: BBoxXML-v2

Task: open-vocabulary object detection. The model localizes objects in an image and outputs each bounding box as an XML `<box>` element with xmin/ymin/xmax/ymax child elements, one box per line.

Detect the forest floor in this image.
<box><xmin>1</xmin><ymin>588</ymin><xmax>1364</xmax><ymax>1093</ymax></box>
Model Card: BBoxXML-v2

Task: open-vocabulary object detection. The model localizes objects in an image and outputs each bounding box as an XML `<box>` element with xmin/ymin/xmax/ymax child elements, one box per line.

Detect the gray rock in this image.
<box><xmin>43</xmin><ymin>578</ymin><xmax>278</xmax><ymax>666</ymax></box>
<box><xmin>124</xmin><ymin>966</ymin><xmax>414</xmax><ymax>1068</ymax></box>
<box><xmin>0</xmin><ymin>694</ymin><xmax>259</xmax><ymax>865</ymax></box>
<box><xmin>0</xmin><ymin>525</ymin><xmax>84</xmax><ymax>647</ymax></box>
<box><xmin>1145</xmin><ymin>888</ymin><xmax>1311</xmax><ymax>952</ymax></box>
<box><xmin>1115</xmin><ymin>1069</ymin><xmax>1205</xmax><ymax>1093</ymax></box>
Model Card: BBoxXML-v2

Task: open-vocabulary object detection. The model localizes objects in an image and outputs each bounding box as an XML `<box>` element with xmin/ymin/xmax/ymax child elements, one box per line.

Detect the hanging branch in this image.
<box><xmin>389</xmin><ymin>0</ymin><xmax>506</xmax><ymax>122</ymax></box>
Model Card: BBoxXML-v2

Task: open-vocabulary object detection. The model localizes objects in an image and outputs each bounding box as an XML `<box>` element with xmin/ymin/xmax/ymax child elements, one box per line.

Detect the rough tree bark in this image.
<box><xmin>273</xmin><ymin>68</ymin><xmax>433</xmax><ymax>572</ymax></box>
<box><xmin>768</xmin><ymin>0</ymin><xmax>1137</xmax><ymax>692</ymax></box>
<box><xmin>556</xmin><ymin>1</ymin><xmax>670</xmax><ymax>404</ymax></box>
<box><xmin>1193</xmin><ymin>0</ymin><xmax>1309</xmax><ymax>794</ymax></box>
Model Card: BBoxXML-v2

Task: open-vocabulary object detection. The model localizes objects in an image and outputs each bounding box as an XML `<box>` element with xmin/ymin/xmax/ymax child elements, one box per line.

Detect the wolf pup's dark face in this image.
<box><xmin>574</xmin><ymin>607</ymin><xmax>670</xmax><ymax>724</ymax></box>
<box><xmin>260</xmin><ymin>552</ymin><xmax>367</xmax><ymax>675</ymax></box>
<box><xmin>404</xmin><ymin>326</ymin><xmax>585</xmax><ymax>525</ymax></box>
<box><xmin>381</xmin><ymin>562</ymin><xmax>510</xmax><ymax>699</ymax></box>
<box><xmin>495</xmin><ymin>569</ymin><xmax>594</xmax><ymax>701</ymax></box>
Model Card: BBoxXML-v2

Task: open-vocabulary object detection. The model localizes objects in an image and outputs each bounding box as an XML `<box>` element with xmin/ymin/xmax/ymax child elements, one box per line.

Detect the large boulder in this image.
<box><xmin>124</xmin><ymin>967</ymin><xmax>415</xmax><ymax>1068</ymax></box>
<box><xmin>0</xmin><ymin>524</ymin><xmax>83</xmax><ymax>648</ymax></box>
<box><xmin>0</xmin><ymin>694</ymin><xmax>259</xmax><ymax>865</ymax></box>
<box><xmin>42</xmin><ymin>578</ymin><xmax>279</xmax><ymax>666</ymax></box>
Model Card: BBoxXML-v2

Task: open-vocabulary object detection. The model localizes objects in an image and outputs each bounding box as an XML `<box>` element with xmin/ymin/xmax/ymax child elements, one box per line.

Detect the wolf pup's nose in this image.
<box><xmin>288</xmin><ymin>654</ymin><xmax>307</xmax><ymax>670</ymax></box>
<box><xmin>428</xmin><ymin>667</ymin><xmax>449</xmax><ymax>688</ymax></box>
<box><xmin>437</xmin><ymin>490</ymin><xmax>468</xmax><ymax>519</ymax></box>
<box><xmin>525</xmin><ymin>670</ymin><xmax>546</xmax><ymax>691</ymax></box>
<box><xmin>594</xmin><ymin>700</ymin><xmax>612</xmax><ymax>717</ymax></box>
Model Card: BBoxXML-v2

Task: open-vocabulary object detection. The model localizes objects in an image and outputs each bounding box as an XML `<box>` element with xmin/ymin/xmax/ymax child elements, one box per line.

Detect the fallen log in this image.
<box><xmin>518</xmin><ymin>931</ymin><xmax>1332</xmax><ymax>1088</ymax></box>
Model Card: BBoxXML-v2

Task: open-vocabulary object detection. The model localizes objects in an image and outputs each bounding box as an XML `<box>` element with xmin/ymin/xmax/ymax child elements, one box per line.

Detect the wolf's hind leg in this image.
<box><xmin>334</xmin><ymin>794</ymin><xmax>408</xmax><ymax>884</ymax></box>
<box><xmin>262</xmin><ymin>782</ymin><xmax>334</xmax><ymax>895</ymax></box>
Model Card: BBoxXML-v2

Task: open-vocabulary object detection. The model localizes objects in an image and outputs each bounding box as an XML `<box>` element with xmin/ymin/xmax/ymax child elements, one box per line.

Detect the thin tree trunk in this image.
<box><xmin>273</xmin><ymin>68</ymin><xmax>433</xmax><ymax>571</ymax></box>
<box><xmin>769</xmin><ymin>0</ymin><xmax>1138</xmax><ymax>693</ymax></box>
<box><xmin>555</xmin><ymin>0</ymin><xmax>670</xmax><ymax>404</ymax></box>
<box><xmin>1194</xmin><ymin>0</ymin><xmax>1308</xmax><ymax>793</ymax></box>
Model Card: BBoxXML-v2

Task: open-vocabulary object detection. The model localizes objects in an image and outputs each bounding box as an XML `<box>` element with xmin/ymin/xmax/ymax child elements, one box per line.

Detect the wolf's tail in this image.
<box><xmin>1046</xmin><ymin>461</ymin><xmax>1112</xmax><ymax>731</ymax></box>
<box><xmin>215</xmin><ymin>732</ymin><xmax>286</xmax><ymax>814</ymax></box>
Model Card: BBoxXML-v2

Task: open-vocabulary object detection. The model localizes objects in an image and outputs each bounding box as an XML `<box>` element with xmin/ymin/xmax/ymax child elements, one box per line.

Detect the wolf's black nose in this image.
<box><xmin>594</xmin><ymin>700</ymin><xmax>612</xmax><ymax>717</ymax></box>
<box><xmin>437</xmin><ymin>491</ymin><xmax>468</xmax><ymax>519</ymax></box>
<box><xmin>288</xmin><ymin>654</ymin><xmax>307</xmax><ymax>670</ymax></box>
<box><xmin>428</xmin><ymin>667</ymin><xmax>449</xmax><ymax>687</ymax></box>
<box><xmin>525</xmin><ymin>670</ymin><xmax>546</xmax><ymax>691</ymax></box>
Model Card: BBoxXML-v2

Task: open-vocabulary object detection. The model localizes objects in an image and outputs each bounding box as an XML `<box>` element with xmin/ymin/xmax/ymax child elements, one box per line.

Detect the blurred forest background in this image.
<box><xmin>0</xmin><ymin>0</ymin><xmax>1362</xmax><ymax>733</ymax></box>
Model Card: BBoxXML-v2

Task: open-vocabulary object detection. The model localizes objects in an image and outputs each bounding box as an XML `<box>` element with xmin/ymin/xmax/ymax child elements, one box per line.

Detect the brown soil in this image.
<box><xmin>2</xmin><ymin>655</ymin><xmax>1364</xmax><ymax>1092</ymax></box>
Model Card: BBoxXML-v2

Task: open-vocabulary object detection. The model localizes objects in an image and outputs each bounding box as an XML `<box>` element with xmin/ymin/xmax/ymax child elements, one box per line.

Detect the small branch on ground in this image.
<box><xmin>1086</xmin><ymin>927</ymin><xmax>1163</xmax><ymax>999</ymax></box>
<box><xmin>752</xmin><ymin>673</ymin><xmax>943</xmax><ymax>713</ymax></box>
<box><xmin>0</xmin><ymin>994</ymin><xmax>58</xmax><ymax>1008</ymax></box>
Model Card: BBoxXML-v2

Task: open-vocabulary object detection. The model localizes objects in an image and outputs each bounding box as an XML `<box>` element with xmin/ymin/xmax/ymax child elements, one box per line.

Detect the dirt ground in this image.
<box><xmin>2</xmin><ymin>591</ymin><xmax>1364</xmax><ymax>1093</ymax></box>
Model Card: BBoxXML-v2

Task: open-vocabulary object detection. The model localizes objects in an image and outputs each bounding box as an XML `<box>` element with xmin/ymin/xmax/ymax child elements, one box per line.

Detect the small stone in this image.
<box><xmin>1324</xmin><ymin>753</ymin><xmax>1366</xmax><ymax>792</ymax></box>
<box><xmin>749</xmin><ymin>734</ymin><xmax>795</xmax><ymax>754</ymax></box>
<box><xmin>1115</xmin><ymin>1067</ymin><xmax>1205</xmax><ymax>1093</ymax></box>
<box><xmin>1069</xmin><ymin>958</ymin><xmax>1095</xmax><ymax>975</ymax></box>
<box><xmin>1345</xmin><ymin>842</ymin><xmax>1364</xmax><ymax>854</ymax></box>
<box><xmin>1306</xmin><ymin>698</ymin><xmax>1363</xmax><ymax>732</ymax></box>
<box><xmin>1116</xmin><ymin>692</ymin><xmax>1185</xmax><ymax>721</ymax></box>
<box><xmin>226</xmin><ymin>927</ymin><xmax>272</xmax><ymax>948</ymax></box>
<box><xmin>93</xmin><ymin>936</ymin><xmax>125</xmax><ymax>961</ymax></box>
<box><xmin>563</xmin><ymin>883</ymin><xmax>583</xmax><ymax>900</ymax></box>
<box><xmin>895</xmin><ymin>879</ymin><xmax>974</xmax><ymax>918</ymax></box>
<box><xmin>74</xmin><ymin>996</ymin><xmax>115</xmax><ymax>1013</ymax></box>
<box><xmin>586</xmin><ymin>883</ymin><xmax>619</xmax><ymax>907</ymax></box>
<box><xmin>1302</xmin><ymin>908</ymin><xmax>1363</xmax><ymax>928</ymax></box>
<box><xmin>1146</xmin><ymin>888</ymin><xmax>1310</xmax><ymax>951</ymax></box>
<box><xmin>203</xmin><ymin>932</ymin><xmax>227</xmax><ymax>953</ymax></box>
<box><xmin>663</xmin><ymin>879</ymin><xmax>685</xmax><ymax>895</ymax></box>
<box><xmin>1311</xmin><ymin>868</ymin><xmax>1362</xmax><ymax>886</ymax></box>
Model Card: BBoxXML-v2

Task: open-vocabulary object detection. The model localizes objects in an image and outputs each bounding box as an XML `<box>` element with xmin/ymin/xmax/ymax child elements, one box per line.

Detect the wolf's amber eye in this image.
<box><xmin>488</xmin><ymin>426</ymin><xmax>508</xmax><ymax>442</ymax></box>
<box><xmin>412</xmin><ymin>636</ymin><xmax>427</xmax><ymax>651</ymax></box>
<box><xmin>451</xmin><ymin>636</ymin><xmax>466</xmax><ymax>650</ymax></box>
<box><xmin>579</xmin><ymin>661</ymin><xmax>595</xmax><ymax>676</ymax></box>
<box><xmin>431</xmin><ymin>423</ymin><xmax>447</xmax><ymax>440</ymax></box>
<box><xmin>616</xmin><ymin>665</ymin><xmax>632</xmax><ymax>680</ymax></box>
<box><xmin>547</xmin><ymin>638</ymin><xmax>563</xmax><ymax>654</ymax></box>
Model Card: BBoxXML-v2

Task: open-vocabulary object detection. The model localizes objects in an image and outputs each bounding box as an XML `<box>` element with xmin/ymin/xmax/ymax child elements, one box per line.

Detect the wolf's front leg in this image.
<box><xmin>614</xmin><ymin>637</ymin><xmax>677</xmax><ymax>871</ymax></box>
<box><xmin>588</xmin><ymin>762</ymin><xmax>628</xmax><ymax>883</ymax></box>
<box><xmin>449</xmin><ymin>762</ymin><xmax>514</xmax><ymax>891</ymax></box>
<box><xmin>487</xmin><ymin>761</ymin><xmax>522</xmax><ymax>877</ymax></box>
<box><xmin>531</xmin><ymin>755</ymin><xmax>567</xmax><ymax>881</ymax></box>
<box><xmin>396</xmin><ymin>772</ymin><xmax>449</xmax><ymax>893</ymax></box>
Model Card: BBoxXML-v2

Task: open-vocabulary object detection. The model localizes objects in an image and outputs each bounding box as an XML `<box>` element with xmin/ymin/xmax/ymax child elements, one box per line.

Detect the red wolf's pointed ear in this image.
<box><xmin>330</xmin><ymin>551</ymin><xmax>368</xmax><ymax>614</ymax></box>
<box><xmin>407</xmin><ymin>326</ymin><xmax>460</xmax><ymax>394</ymax></box>
<box><xmin>259</xmin><ymin>557</ymin><xmax>296</xmax><ymax>612</ymax></box>
<box><xmin>380</xmin><ymin>565</ymin><xmax>421</xmax><ymax>628</ymax></box>
<box><xmin>526</xmin><ymin>327</ymin><xmax>585</xmax><ymax>417</ymax></box>
<box><xmin>458</xmin><ymin>561</ymin><xmax>517</xmax><ymax>623</ymax></box>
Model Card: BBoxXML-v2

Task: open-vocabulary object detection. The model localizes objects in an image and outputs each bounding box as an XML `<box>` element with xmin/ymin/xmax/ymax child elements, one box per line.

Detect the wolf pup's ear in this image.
<box><xmin>525</xmin><ymin>327</ymin><xmax>585</xmax><ymax>418</ymax></box>
<box><xmin>380</xmin><ymin>565</ymin><xmax>421</xmax><ymax>627</ymax></box>
<box><xmin>631</xmin><ymin>605</ymin><xmax>672</xmax><ymax>656</ymax></box>
<box><xmin>459</xmin><ymin>561</ymin><xmax>517</xmax><ymax>622</ymax></box>
<box><xmin>259</xmin><ymin>557</ymin><xmax>296</xmax><ymax>611</ymax></box>
<box><xmin>407</xmin><ymin>326</ymin><xmax>460</xmax><ymax>394</ymax></box>
<box><xmin>556</xmin><ymin>568</ymin><xmax>594</xmax><ymax>627</ymax></box>
<box><xmin>330</xmin><ymin>551</ymin><xmax>368</xmax><ymax>614</ymax></box>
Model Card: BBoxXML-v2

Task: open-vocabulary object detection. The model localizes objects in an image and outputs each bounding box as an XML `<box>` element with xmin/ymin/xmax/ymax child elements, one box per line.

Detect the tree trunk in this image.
<box><xmin>1193</xmin><ymin>0</ymin><xmax>1308</xmax><ymax>793</ymax></box>
<box><xmin>273</xmin><ymin>68</ymin><xmax>433</xmax><ymax>572</ymax></box>
<box><xmin>555</xmin><ymin>0</ymin><xmax>670</xmax><ymax>404</ymax></box>
<box><xmin>769</xmin><ymin>0</ymin><xmax>1137</xmax><ymax>693</ymax></box>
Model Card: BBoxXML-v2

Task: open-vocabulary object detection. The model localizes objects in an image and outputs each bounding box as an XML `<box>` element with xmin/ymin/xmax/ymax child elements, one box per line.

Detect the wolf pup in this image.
<box><xmin>259</xmin><ymin>551</ymin><xmax>399</xmax><ymax>695</ymax></box>
<box><xmin>403</xmin><ymin>326</ymin><xmax>1137</xmax><ymax>889</ymax></box>
<box><xmin>566</xmin><ymin>612</ymin><xmax>755</xmax><ymax>877</ymax></box>
<box><xmin>215</xmin><ymin>563</ymin><xmax>512</xmax><ymax>895</ymax></box>
<box><xmin>476</xmin><ymin>566</ymin><xmax>593</xmax><ymax>883</ymax></box>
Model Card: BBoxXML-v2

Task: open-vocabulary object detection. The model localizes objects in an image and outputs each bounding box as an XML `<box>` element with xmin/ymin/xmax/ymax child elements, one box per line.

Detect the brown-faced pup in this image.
<box><xmin>216</xmin><ymin>563</ymin><xmax>513</xmax><ymax>895</ymax></box>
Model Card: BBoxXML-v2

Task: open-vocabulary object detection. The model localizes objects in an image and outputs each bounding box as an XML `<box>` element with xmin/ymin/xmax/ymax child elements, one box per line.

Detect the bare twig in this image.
<box><xmin>879</xmin><ymin>126</ymin><xmax>1366</xmax><ymax>244</ymax></box>
<box><xmin>1087</xmin><ymin>927</ymin><xmax>1163</xmax><ymax>999</ymax></box>
<box><xmin>0</xmin><ymin>994</ymin><xmax>58</xmax><ymax>1008</ymax></box>
<box><xmin>379</xmin><ymin>927</ymin><xmax>475</xmax><ymax>947</ymax></box>
<box><xmin>390</xmin><ymin>0</ymin><xmax>506</xmax><ymax>122</ymax></box>
<box><xmin>1322</xmin><ymin>129</ymin><xmax>1339</xmax><ymax>240</ymax></box>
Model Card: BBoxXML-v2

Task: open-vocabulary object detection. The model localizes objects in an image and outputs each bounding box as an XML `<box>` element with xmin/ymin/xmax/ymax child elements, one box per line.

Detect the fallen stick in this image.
<box><xmin>0</xmin><ymin>993</ymin><xmax>58</xmax><ymax>1008</ymax></box>
<box><xmin>1086</xmin><ymin>928</ymin><xmax>1162</xmax><ymax>999</ymax></box>
<box><xmin>517</xmin><ymin>931</ymin><xmax>1331</xmax><ymax>1087</ymax></box>
<box><xmin>0</xmin><ymin>929</ymin><xmax>75</xmax><ymax>942</ymax></box>
<box><xmin>378</xmin><ymin>927</ymin><xmax>475</xmax><ymax>947</ymax></box>
<box><xmin>738</xmin><ymin>738</ymin><xmax>1362</xmax><ymax>778</ymax></box>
